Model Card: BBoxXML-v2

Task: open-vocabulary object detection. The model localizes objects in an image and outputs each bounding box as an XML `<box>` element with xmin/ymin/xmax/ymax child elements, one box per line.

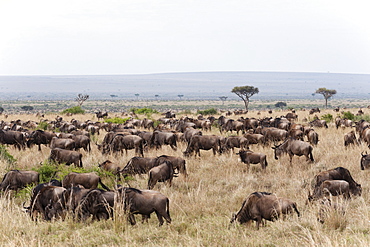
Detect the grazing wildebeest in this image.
<box><xmin>230</xmin><ymin>192</ymin><xmax>300</xmax><ymax>230</ymax></box>
<box><xmin>49</xmin><ymin>148</ymin><xmax>83</xmax><ymax>167</ymax></box>
<box><xmin>121</xmin><ymin>157</ymin><xmax>158</xmax><ymax>175</ymax></box>
<box><xmin>224</xmin><ymin>136</ymin><xmax>249</xmax><ymax>153</ymax></box>
<box><xmin>24</xmin><ymin>185</ymin><xmax>66</xmax><ymax>221</ymax></box>
<box><xmin>243</xmin><ymin>133</ymin><xmax>265</xmax><ymax>146</ymax></box>
<box><xmin>109</xmin><ymin>134</ymin><xmax>144</xmax><ymax>157</ymax></box>
<box><xmin>223</xmin><ymin>119</ymin><xmax>245</xmax><ymax>135</ymax></box>
<box><xmin>237</xmin><ymin>150</ymin><xmax>268</xmax><ymax>170</ymax></box>
<box><xmin>76</xmin><ymin>189</ymin><xmax>115</xmax><ymax>221</ymax></box>
<box><xmin>116</xmin><ymin>187</ymin><xmax>171</xmax><ymax>226</ymax></box>
<box><xmin>306</xmin><ymin>129</ymin><xmax>319</xmax><ymax>146</ymax></box>
<box><xmin>62</xmin><ymin>172</ymin><xmax>110</xmax><ymax>191</ymax></box>
<box><xmin>155</xmin><ymin>155</ymin><xmax>187</xmax><ymax>177</ymax></box>
<box><xmin>335</xmin><ymin>118</ymin><xmax>353</xmax><ymax>129</ymax></box>
<box><xmin>344</xmin><ymin>131</ymin><xmax>359</xmax><ymax>147</ymax></box>
<box><xmin>26</xmin><ymin>130</ymin><xmax>57</xmax><ymax>151</ymax></box>
<box><xmin>272</xmin><ymin>138</ymin><xmax>314</xmax><ymax>165</ymax></box>
<box><xmin>361</xmin><ymin>152</ymin><xmax>370</xmax><ymax>170</ymax></box>
<box><xmin>0</xmin><ymin>170</ymin><xmax>39</xmax><ymax>191</ymax></box>
<box><xmin>308</xmin><ymin>180</ymin><xmax>351</xmax><ymax>201</ymax></box>
<box><xmin>50</xmin><ymin>137</ymin><xmax>76</xmax><ymax>150</ymax></box>
<box><xmin>148</xmin><ymin>161</ymin><xmax>175</xmax><ymax>190</ymax></box>
<box><xmin>98</xmin><ymin>160</ymin><xmax>123</xmax><ymax>175</ymax></box>
<box><xmin>309</xmin><ymin>119</ymin><xmax>328</xmax><ymax>128</ymax></box>
<box><xmin>312</xmin><ymin>167</ymin><xmax>362</xmax><ymax>197</ymax></box>
<box><xmin>183</xmin><ymin>135</ymin><xmax>222</xmax><ymax>157</ymax></box>
<box><xmin>141</xmin><ymin>118</ymin><xmax>154</xmax><ymax>130</ymax></box>
<box><xmin>0</xmin><ymin>129</ymin><xmax>26</xmax><ymax>150</ymax></box>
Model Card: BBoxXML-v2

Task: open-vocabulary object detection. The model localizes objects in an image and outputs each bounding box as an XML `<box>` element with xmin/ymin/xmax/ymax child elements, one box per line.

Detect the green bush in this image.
<box><xmin>33</xmin><ymin>161</ymin><xmax>59</xmax><ymax>183</ymax></box>
<box><xmin>197</xmin><ymin>108</ymin><xmax>218</xmax><ymax>115</ymax></box>
<box><xmin>61</xmin><ymin>106</ymin><xmax>85</xmax><ymax>114</ymax></box>
<box><xmin>37</xmin><ymin>121</ymin><xmax>49</xmax><ymax>130</ymax></box>
<box><xmin>342</xmin><ymin>111</ymin><xmax>355</xmax><ymax>120</ymax></box>
<box><xmin>130</xmin><ymin>107</ymin><xmax>158</xmax><ymax>115</ymax></box>
<box><xmin>0</xmin><ymin>145</ymin><xmax>16</xmax><ymax>166</ymax></box>
<box><xmin>321</xmin><ymin>113</ymin><xmax>333</xmax><ymax>122</ymax></box>
<box><xmin>104</xmin><ymin>117</ymin><xmax>130</xmax><ymax>124</ymax></box>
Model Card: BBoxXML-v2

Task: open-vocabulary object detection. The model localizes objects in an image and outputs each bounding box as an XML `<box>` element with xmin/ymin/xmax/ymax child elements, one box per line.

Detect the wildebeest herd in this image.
<box><xmin>0</xmin><ymin>108</ymin><xmax>369</xmax><ymax>229</ymax></box>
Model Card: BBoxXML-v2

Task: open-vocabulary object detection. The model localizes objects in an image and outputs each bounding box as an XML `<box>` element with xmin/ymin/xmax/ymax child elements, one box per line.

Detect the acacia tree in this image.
<box><xmin>75</xmin><ymin>93</ymin><xmax>89</xmax><ymax>106</ymax></box>
<box><xmin>231</xmin><ymin>86</ymin><xmax>259</xmax><ymax>111</ymax></box>
<box><xmin>315</xmin><ymin>88</ymin><xmax>337</xmax><ymax>108</ymax></box>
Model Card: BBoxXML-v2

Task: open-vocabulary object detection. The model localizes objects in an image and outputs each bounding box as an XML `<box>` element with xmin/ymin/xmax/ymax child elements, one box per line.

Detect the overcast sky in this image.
<box><xmin>0</xmin><ymin>0</ymin><xmax>369</xmax><ymax>75</ymax></box>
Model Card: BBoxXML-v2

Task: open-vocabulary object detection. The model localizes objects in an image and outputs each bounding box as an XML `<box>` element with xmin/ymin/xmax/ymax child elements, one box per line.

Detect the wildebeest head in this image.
<box><xmin>361</xmin><ymin>151</ymin><xmax>370</xmax><ymax>170</ymax></box>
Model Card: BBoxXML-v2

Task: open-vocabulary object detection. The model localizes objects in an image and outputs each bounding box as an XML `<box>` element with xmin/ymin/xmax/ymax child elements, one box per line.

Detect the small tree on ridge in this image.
<box><xmin>231</xmin><ymin>85</ymin><xmax>259</xmax><ymax>112</ymax></box>
<box><xmin>315</xmin><ymin>88</ymin><xmax>337</xmax><ymax>108</ymax></box>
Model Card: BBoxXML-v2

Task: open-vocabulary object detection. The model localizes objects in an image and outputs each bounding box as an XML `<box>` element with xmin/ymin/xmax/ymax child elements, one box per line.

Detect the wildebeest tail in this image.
<box><xmin>99</xmin><ymin>178</ymin><xmax>111</xmax><ymax>191</ymax></box>
<box><xmin>166</xmin><ymin>198</ymin><xmax>171</xmax><ymax>222</ymax></box>
<box><xmin>309</xmin><ymin>147</ymin><xmax>314</xmax><ymax>162</ymax></box>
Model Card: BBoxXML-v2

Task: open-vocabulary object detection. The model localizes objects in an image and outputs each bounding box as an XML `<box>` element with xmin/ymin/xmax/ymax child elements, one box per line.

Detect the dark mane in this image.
<box><xmin>126</xmin><ymin>187</ymin><xmax>142</xmax><ymax>194</ymax></box>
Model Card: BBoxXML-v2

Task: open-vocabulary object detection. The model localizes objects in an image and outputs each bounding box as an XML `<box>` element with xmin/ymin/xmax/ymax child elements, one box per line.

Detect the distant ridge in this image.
<box><xmin>0</xmin><ymin>71</ymin><xmax>369</xmax><ymax>100</ymax></box>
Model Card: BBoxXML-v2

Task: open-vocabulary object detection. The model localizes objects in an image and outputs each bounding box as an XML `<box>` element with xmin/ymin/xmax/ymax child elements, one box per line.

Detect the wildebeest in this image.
<box><xmin>49</xmin><ymin>148</ymin><xmax>83</xmax><ymax>167</ymax></box>
<box><xmin>309</xmin><ymin>119</ymin><xmax>328</xmax><ymax>128</ymax></box>
<box><xmin>335</xmin><ymin>118</ymin><xmax>353</xmax><ymax>129</ymax></box>
<box><xmin>223</xmin><ymin>119</ymin><xmax>245</xmax><ymax>135</ymax></box>
<box><xmin>309</xmin><ymin>107</ymin><xmax>320</xmax><ymax>114</ymax></box>
<box><xmin>312</xmin><ymin>167</ymin><xmax>362</xmax><ymax>197</ymax></box>
<box><xmin>0</xmin><ymin>129</ymin><xmax>26</xmax><ymax>150</ymax></box>
<box><xmin>116</xmin><ymin>187</ymin><xmax>171</xmax><ymax>226</ymax></box>
<box><xmin>0</xmin><ymin>170</ymin><xmax>39</xmax><ymax>191</ymax></box>
<box><xmin>306</xmin><ymin>129</ymin><xmax>319</xmax><ymax>146</ymax></box>
<box><xmin>272</xmin><ymin>138</ymin><xmax>314</xmax><ymax>165</ymax></box>
<box><xmin>72</xmin><ymin>135</ymin><xmax>91</xmax><ymax>152</ymax></box>
<box><xmin>151</xmin><ymin>130</ymin><xmax>177</xmax><ymax>150</ymax></box>
<box><xmin>25</xmin><ymin>185</ymin><xmax>66</xmax><ymax>220</ymax></box>
<box><xmin>183</xmin><ymin>135</ymin><xmax>222</xmax><ymax>157</ymax></box>
<box><xmin>224</xmin><ymin>136</ymin><xmax>249</xmax><ymax>153</ymax></box>
<box><xmin>360</xmin><ymin>151</ymin><xmax>370</xmax><ymax>170</ymax></box>
<box><xmin>141</xmin><ymin>118</ymin><xmax>154</xmax><ymax>130</ymax></box>
<box><xmin>96</xmin><ymin>111</ymin><xmax>108</xmax><ymax>120</ymax></box>
<box><xmin>109</xmin><ymin>134</ymin><xmax>144</xmax><ymax>157</ymax></box>
<box><xmin>50</xmin><ymin>137</ymin><xmax>76</xmax><ymax>150</ymax></box>
<box><xmin>237</xmin><ymin>150</ymin><xmax>268</xmax><ymax>170</ymax></box>
<box><xmin>308</xmin><ymin>180</ymin><xmax>350</xmax><ymax>201</ymax></box>
<box><xmin>98</xmin><ymin>160</ymin><xmax>123</xmax><ymax>175</ymax></box>
<box><xmin>148</xmin><ymin>161</ymin><xmax>175</xmax><ymax>190</ymax></box>
<box><xmin>62</xmin><ymin>172</ymin><xmax>110</xmax><ymax>191</ymax></box>
<box><xmin>26</xmin><ymin>130</ymin><xmax>57</xmax><ymax>151</ymax></box>
<box><xmin>183</xmin><ymin>127</ymin><xmax>202</xmax><ymax>143</ymax></box>
<box><xmin>155</xmin><ymin>155</ymin><xmax>187</xmax><ymax>177</ymax></box>
<box><xmin>121</xmin><ymin>157</ymin><xmax>158</xmax><ymax>175</ymax></box>
<box><xmin>230</xmin><ymin>192</ymin><xmax>300</xmax><ymax>229</ymax></box>
<box><xmin>344</xmin><ymin>130</ymin><xmax>359</xmax><ymax>147</ymax></box>
<box><xmin>76</xmin><ymin>189</ymin><xmax>115</xmax><ymax>221</ymax></box>
<box><xmin>243</xmin><ymin>133</ymin><xmax>265</xmax><ymax>146</ymax></box>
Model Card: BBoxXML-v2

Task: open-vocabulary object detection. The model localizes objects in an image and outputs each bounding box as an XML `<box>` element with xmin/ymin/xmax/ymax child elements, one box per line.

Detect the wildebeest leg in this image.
<box><xmin>255</xmin><ymin>217</ymin><xmax>262</xmax><ymax>230</ymax></box>
<box><xmin>128</xmin><ymin>213</ymin><xmax>136</xmax><ymax>225</ymax></box>
<box><xmin>155</xmin><ymin>211</ymin><xmax>165</xmax><ymax>226</ymax></box>
<box><xmin>141</xmin><ymin>214</ymin><xmax>150</xmax><ymax>224</ymax></box>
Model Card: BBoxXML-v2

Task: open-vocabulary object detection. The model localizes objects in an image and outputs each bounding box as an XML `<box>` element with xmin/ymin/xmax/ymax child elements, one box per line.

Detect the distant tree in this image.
<box><xmin>219</xmin><ymin>96</ymin><xmax>228</xmax><ymax>105</ymax></box>
<box><xmin>155</xmin><ymin>95</ymin><xmax>160</xmax><ymax>101</ymax></box>
<box><xmin>110</xmin><ymin>95</ymin><xmax>118</xmax><ymax>98</ymax></box>
<box><xmin>135</xmin><ymin>93</ymin><xmax>140</xmax><ymax>101</ymax></box>
<box><xmin>21</xmin><ymin>106</ymin><xmax>34</xmax><ymax>111</ymax></box>
<box><xmin>315</xmin><ymin>88</ymin><xmax>337</xmax><ymax>108</ymax></box>
<box><xmin>75</xmin><ymin>93</ymin><xmax>89</xmax><ymax>106</ymax></box>
<box><xmin>178</xmin><ymin>94</ymin><xmax>184</xmax><ymax>100</ymax></box>
<box><xmin>275</xmin><ymin>101</ymin><xmax>287</xmax><ymax>109</ymax></box>
<box><xmin>231</xmin><ymin>85</ymin><xmax>259</xmax><ymax>111</ymax></box>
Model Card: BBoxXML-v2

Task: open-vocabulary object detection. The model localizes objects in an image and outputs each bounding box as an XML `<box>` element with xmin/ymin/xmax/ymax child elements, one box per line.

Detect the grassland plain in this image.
<box><xmin>0</xmin><ymin>107</ymin><xmax>369</xmax><ymax>246</ymax></box>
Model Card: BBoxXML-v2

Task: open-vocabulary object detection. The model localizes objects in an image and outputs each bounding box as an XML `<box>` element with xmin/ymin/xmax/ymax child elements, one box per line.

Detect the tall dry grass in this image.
<box><xmin>0</xmin><ymin>108</ymin><xmax>370</xmax><ymax>246</ymax></box>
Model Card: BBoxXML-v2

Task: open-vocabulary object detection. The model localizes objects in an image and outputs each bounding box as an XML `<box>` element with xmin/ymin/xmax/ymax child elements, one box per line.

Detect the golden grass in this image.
<box><xmin>0</xmin><ymin>108</ymin><xmax>369</xmax><ymax>246</ymax></box>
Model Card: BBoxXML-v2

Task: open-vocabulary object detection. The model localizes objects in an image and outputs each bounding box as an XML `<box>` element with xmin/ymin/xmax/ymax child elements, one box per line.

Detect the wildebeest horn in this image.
<box><xmin>22</xmin><ymin>201</ymin><xmax>30</xmax><ymax>210</ymax></box>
